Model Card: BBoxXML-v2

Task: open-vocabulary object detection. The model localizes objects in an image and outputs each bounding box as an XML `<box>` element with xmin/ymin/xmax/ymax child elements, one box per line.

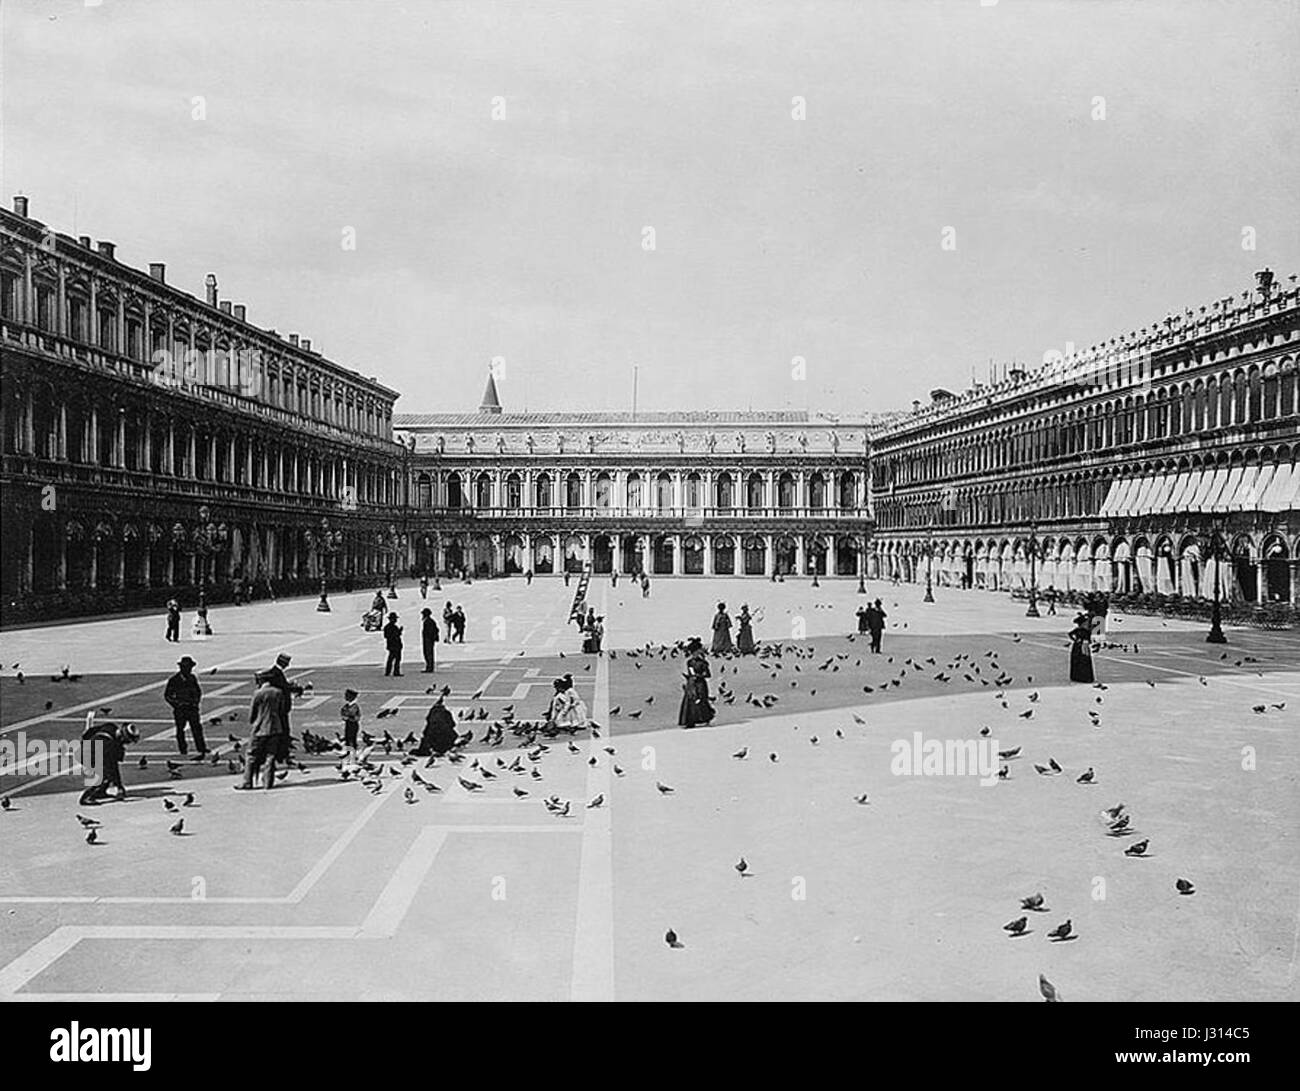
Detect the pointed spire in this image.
<box><xmin>479</xmin><ymin>368</ymin><xmax>502</xmax><ymax>414</ymax></box>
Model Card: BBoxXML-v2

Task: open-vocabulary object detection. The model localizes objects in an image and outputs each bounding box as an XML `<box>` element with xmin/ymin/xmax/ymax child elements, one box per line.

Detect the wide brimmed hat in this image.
<box><xmin>275</xmin><ymin>653</ymin><xmax>292</xmax><ymax>668</ymax></box>
<box><xmin>177</xmin><ymin>656</ymin><xmax>196</xmax><ymax>668</ymax></box>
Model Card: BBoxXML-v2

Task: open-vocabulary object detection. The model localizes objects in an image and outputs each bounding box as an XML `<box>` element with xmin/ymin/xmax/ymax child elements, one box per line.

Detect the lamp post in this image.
<box><xmin>1206</xmin><ymin>520</ymin><xmax>1227</xmax><ymax>645</ymax></box>
<box><xmin>857</xmin><ymin>531</ymin><xmax>867</xmax><ymax>594</ymax></box>
<box><xmin>192</xmin><ymin>504</ymin><xmax>228</xmax><ymax>615</ymax></box>
<box><xmin>386</xmin><ymin>523</ymin><xmax>399</xmax><ymax>598</ymax></box>
<box><xmin>314</xmin><ymin>517</ymin><xmax>338</xmax><ymax>612</ymax></box>
<box><xmin>1025</xmin><ymin>522</ymin><xmax>1041</xmax><ymax>618</ymax></box>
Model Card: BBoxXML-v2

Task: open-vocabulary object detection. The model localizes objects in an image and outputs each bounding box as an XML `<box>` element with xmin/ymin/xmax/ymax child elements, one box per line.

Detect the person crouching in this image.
<box><xmin>79</xmin><ymin>718</ymin><xmax>139</xmax><ymax>805</ymax></box>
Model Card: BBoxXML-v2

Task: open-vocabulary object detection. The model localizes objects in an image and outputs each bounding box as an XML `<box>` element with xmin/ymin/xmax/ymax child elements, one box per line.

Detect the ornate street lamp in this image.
<box><xmin>191</xmin><ymin>504</ymin><xmax>228</xmax><ymax>615</ymax></box>
<box><xmin>315</xmin><ymin>516</ymin><xmax>338</xmax><ymax>612</ymax></box>
<box><xmin>386</xmin><ymin>523</ymin><xmax>399</xmax><ymax>598</ymax></box>
<box><xmin>857</xmin><ymin>532</ymin><xmax>867</xmax><ymax>595</ymax></box>
<box><xmin>1025</xmin><ymin>522</ymin><xmax>1041</xmax><ymax>618</ymax></box>
<box><xmin>1206</xmin><ymin>520</ymin><xmax>1227</xmax><ymax>645</ymax></box>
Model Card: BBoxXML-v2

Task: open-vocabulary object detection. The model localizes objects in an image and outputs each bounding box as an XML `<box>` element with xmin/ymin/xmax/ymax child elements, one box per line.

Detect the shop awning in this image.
<box><xmin>1187</xmin><ymin>470</ymin><xmax>1218</xmax><ymax>511</ymax></box>
<box><xmin>1262</xmin><ymin>462</ymin><xmax>1299</xmax><ymax>512</ymax></box>
<box><xmin>1211</xmin><ymin>466</ymin><xmax>1244</xmax><ymax>513</ymax></box>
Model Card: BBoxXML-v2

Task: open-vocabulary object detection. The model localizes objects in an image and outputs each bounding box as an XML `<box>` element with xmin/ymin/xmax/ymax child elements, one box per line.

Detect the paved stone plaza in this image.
<box><xmin>1</xmin><ymin>578</ymin><xmax>1297</xmax><ymax>1002</ymax></box>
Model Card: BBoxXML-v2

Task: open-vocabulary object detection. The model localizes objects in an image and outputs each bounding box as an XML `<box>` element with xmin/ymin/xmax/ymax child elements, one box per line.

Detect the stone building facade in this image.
<box><xmin>869</xmin><ymin>270</ymin><xmax>1300</xmax><ymax>608</ymax></box>
<box><xmin>0</xmin><ymin>197</ymin><xmax>408</xmax><ymax>623</ymax></box>
<box><xmin>394</xmin><ymin>376</ymin><xmax>873</xmax><ymax>579</ymax></box>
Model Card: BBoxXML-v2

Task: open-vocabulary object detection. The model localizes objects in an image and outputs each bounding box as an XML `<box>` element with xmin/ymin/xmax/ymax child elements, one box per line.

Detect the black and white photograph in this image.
<box><xmin>0</xmin><ymin>0</ymin><xmax>1296</xmax><ymax>1055</ymax></box>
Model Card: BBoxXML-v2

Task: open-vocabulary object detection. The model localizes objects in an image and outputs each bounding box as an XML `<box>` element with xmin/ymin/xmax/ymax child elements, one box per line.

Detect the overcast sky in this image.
<box><xmin>3</xmin><ymin>0</ymin><xmax>1297</xmax><ymax>416</ymax></box>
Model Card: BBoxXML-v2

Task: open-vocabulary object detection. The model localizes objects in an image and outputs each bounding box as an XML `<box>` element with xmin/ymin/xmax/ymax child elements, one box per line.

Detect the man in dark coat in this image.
<box><xmin>236</xmin><ymin>670</ymin><xmax>286</xmax><ymax>790</ymax></box>
<box><xmin>412</xmin><ymin>698</ymin><xmax>458</xmax><ymax>757</ymax></box>
<box><xmin>421</xmin><ymin>607</ymin><xmax>439</xmax><ymax>672</ymax></box>
<box><xmin>265</xmin><ymin>652</ymin><xmax>304</xmax><ymax>764</ymax></box>
<box><xmin>867</xmin><ymin>599</ymin><xmax>886</xmax><ymax>654</ymax></box>
<box><xmin>383</xmin><ymin>613</ymin><xmax>404</xmax><ymax>676</ymax></box>
<box><xmin>164</xmin><ymin>655</ymin><xmax>206</xmax><ymax>757</ymax></box>
<box><xmin>164</xmin><ymin>599</ymin><xmax>181</xmax><ymax>642</ymax></box>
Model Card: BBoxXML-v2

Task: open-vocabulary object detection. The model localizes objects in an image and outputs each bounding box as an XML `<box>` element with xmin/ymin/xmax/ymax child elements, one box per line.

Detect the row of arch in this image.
<box><xmin>871</xmin><ymin>531</ymin><xmax>1299</xmax><ymax>604</ymax></box>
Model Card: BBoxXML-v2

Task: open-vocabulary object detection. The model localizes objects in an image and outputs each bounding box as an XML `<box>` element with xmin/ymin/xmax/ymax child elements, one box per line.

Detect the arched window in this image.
<box><xmin>686</xmin><ymin>472</ymin><xmax>701</xmax><ymax>509</ymax></box>
<box><xmin>746</xmin><ymin>473</ymin><xmax>764</xmax><ymax>510</ymax></box>
<box><xmin>566</xmin><ymin>472</ymin><xmax>582</xmax><ymax>510</ymax></box>
<box><xmin>716</xmin><ymin>472</ymin><xmax>733</xmax><ymax>509</ymax></box>
<box><xmin>535</xmin><ymin>473</ymin><xmax>551</xmax><ymax>509</ymax></box>
<box><xmin>656</xmin><ymin>472</ymin><xmax>673</xmax><ymax>511</ymax></box>
<box><xmin>417</xmin><ymin>472</ymin><xmax>432</xmax><ymax>509</ymax></box>
<box><xmin>476</xmin><ymin>472</ymin><xmax>492</xmax><ymax>509</ymax></box>
<box><xmin>806</xmin><ymin>473</ymin><xmax>826</xmax><ymax>512</ymax></box>
<box><xmin>778</xmin><ymin>472</ymin><xmax>794</xmax><ymax>509</ymax></box>
<box><xmin>595</xmin><ymin>472</ymin><xmax>612</xmax><ymax>508</ymax></box>
<box><xmin>1262</xmin><ymin>366</ymin><xmax>1279</xmax><ymax>420</ymax></box>
<box><xmin>627</xmin><ymin>472</ymin><xmax>642</xmax><ymax>508</ymax></box>
<box><xmin>839</xmin><ymin>471</ymin><xmax>856</xmax><ymax>509</ymax></box>
<box><xmin>446</xmin><ymin>472</ymin><xmax>462</xmax><ymax>509</ymax></box>
<box><xmin>506</xmin><ymin>472</ymin><xmax>522</xmax><ymax>509</ymax></box>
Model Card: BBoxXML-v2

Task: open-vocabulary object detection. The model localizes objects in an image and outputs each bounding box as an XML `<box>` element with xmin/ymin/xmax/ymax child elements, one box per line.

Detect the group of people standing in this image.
<box><xmin>708</xmin><ymin>603</ymin><xmax>757</xmax><ymax>656</ymax></box>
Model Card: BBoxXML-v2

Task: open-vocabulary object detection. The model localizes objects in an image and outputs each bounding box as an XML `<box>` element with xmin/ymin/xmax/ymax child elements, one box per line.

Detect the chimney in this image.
<box><xmin>79</xmin><ymin>235</ymin><xmax>92</xmax><ymax>249</ymax></box>
<box><xmin>288</xmin><ymin>333</ymin><xmax>299</xmax><ymax>346</ymax></box>
<box><xmin>301</xmin><ymin>338</ymin><xmax>312</xmax><ymax>352</ymax></box>
<box><xmin>912</xmin><ymin>399</ymin><xmax>922</xmax><ymax>413</ymax></box>
<box><xmin>148</xmin><ymin>262</ymin><xmax>166</xmax><ymax>283</ymax></box>
<box><xmin>233</xmin><ymin>304</ymin><xmax>246</xmax><ymax>322</ymax></box>
<box><xmin>219</xmin><ymin>301</ymin><xmax>232</xmax><ymax>315</ymax></box>
<box><xmin>1256</xmin><ymin>268</ymin><xmax>1275</xmax><ymax>300</ymax></box>
<box><xmin>204</xmin><ymin>273</ymin><xmax>218</xmax><ymax>306</ymax></box>
<box><xmin>97</xmin><ymin>241</ymin><xmax>116</xmax><ymax>259</ymax></box>
<box><xmin>13</xmin><ymin>195</ymin><xmax>29</xmax><ymax>217</ymax></box>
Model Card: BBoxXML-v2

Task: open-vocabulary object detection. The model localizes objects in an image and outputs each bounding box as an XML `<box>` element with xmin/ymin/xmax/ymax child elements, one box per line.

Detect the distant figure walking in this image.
<box><xmin>525</xmin><ymin>569</ymin><xmax>534</xmax><ymax>586</ymax></box>
<box><xmin>641</xmin><ymin>573</ymin><xmax>650</xmax><ymax>598</ymax></box>
<box><xmin>867</xmin><ymin>599</ymin><xmax>886</xmax><ymax>654</ymax></box>
<box><xmin>383</xmin><ymin>613</ymin><xmax>404</xmax><ymax>676</ymax></box>
<box><xmin>164</xmin><ymin>599</ymin><xmax>181</xmax><ymax>643</ymax></box>
<box><xmin>420</xmin><ymin>574</ymin><xmax>429</xmax><ymax>599</ymax></box>
<box><xmin>1069</xmin><ymin>613</ymin><xmax>1095</xmax><ymax>683</ymax></box>
<box><xmin>452</xmin><ymin>605</ymin><xmax>466</xmax><ymax>642</ymax></box>
<box><xmin>710</xmin><ymin>602</ymin><xmax>734</xmax><ymax>655</ymax></box>
<box><xmin>1045</xmin><ymin>586</ymin><xmax>1058</xmax><ymax>616</ymax></box>
<box><xmin>678</xmin><ymin>638</ymin><xmax>714</xmax><ymax>728</ymax></box>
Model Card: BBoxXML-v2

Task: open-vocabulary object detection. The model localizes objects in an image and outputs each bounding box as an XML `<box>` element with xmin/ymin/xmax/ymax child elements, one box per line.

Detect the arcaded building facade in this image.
<box><xmin>0</xmin><ymin>197</ymin><xmax>408</xmax><ymax>623</ymax></box>
<box><xmin>395</xmin><ymin>377</ymin><xmax>873</xmax><ymax>579</ymax></box>
<box><xmin>870</xmin><ymin>270</ymin><xmax>1300</xmax><ymax>608</ymax></box>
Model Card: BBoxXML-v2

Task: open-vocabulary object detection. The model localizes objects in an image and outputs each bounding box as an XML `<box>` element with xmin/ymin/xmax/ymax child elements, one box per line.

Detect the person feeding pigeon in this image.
<box><xmin>340</xmin><ymin>688</ymin><xmax>362</xmax><ymax>761</ymax></box>
<box><xmin>265</xmin><ymin>652</ymin><xmax>305</xmax><ymax>766</ymax></box>
<box><xmin>78</xmin><ymin>718</ymin><xmax>139</xmax><ymax>805</ymax></box>
<box><xmin>412</xmin><ymin>696</ymin><xmax>458</xmax><ymax>757</ymax></box>
<box><xmin>736</xmin><ymin>605</ymin><xmax>756</xmax><ymax>654</ymax></box>
<box><xmin>236</xmin><ymin>670</ymin><xmax>287</xmax><ymax>790</ymax></box>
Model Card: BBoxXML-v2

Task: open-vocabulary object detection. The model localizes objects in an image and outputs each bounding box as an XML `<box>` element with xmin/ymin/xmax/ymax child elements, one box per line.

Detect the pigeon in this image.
<box><xmin>769</xmin><ymin>752</ymin><xmax>778</xmax><ymax>762</ymax></box>
<box><xmin>853</xmin><ymin>793</ymin><xmax>870</xmax><ymax>805</ymax></box>
<box><xmin>1047</xmin><ymin>919</ymin><xmax>1074</xmax><ymax>941</ymax></box>
<box><xmin>1108</xmin><ymin>815</ymin><xmax>1131</xmax><ymax>833</ymax></box>
<box><xmin>1124</xmin><ymin>839</ymin><xmax>1149</xmax><ymax>857</ymax></box>
<box><xmin>1039</xmin><ymin>974</ymin><xmax>1060</xmax><ymax>1002</ymax></box>
<box><xmin>655</xmin><ymin>781</ymin><xmax>674</xmax><ymax>794</ymax></box>
<box><xmin>587</xmin><ymin>794</ymin><xmax>604</xmax><ymax>809</ymax></box>
<box><xmin>1034</xmin><ymin>764</ymin><xmax>1052</xmax><ymax>776</ymax></box>
<box><xmin>732</xmin><ymin>747</ymin><xmax>748</xmax><ymax>760</ymax></box>
<box><xmin>613</xmin><ymin>764</ymin><xmax>625</xmax><ymax>777</ymax></box>
<box><xmin>665</xmin><ymin>928</ymin><xmax>683</xmax><ymax>949</ymax></box>
<box><xmin>1076</xmin><ymin>768</ymin><xmax>1095</xmax><ymax>784</ymax></box>
<box><xmin>76</xmin><ymin>813</ymin><xmax>100</xmax><ymax>828</ymax></box>
<box><xmin>1004</xmin><ymin>916</ymin><xmax>1028</xmax><ymax>936</ymax></box>
<box><xmin>458</xmin><ymin>777</ymin><xmax>483</xmax><ymax>792</ymax></box>
<box><xmin>513</xmin><ymin>787</ymin><xmax>529</xmax><ymax>798</ymax></box>
<box><xmin>1103</xmin><ymin>802</ymin><xmax>1126</xmax><ymax>821</ymax></box>
<box><xmin>998</xmin><ymin>747</ymin><xmax>1020</xmax><ymax>760</ymax></box>
<box><xmin>169</xmin><ymin>817</ymin><xmax>185</xmax><ymax>836</ymax></box>
<box><xmin>164</xmin><ymin>798</ymin><xmax>178</xmax><ymax>812</ymax></box>
<box><xmin>1048</xmin><ymin>757</ymin><xmax>1062</xmax><ymax>774</ymax></box>
<box><xmin>1175</xmin><ymin>878</ymin><xmax>1196</xmax><ymax>895</ymax></box>
<box><xmin>1020</xmin><ymin>893</ymin><xmax>1045</xmax><ymax>911</ymax></box>
<box><xmin>734</xmin><ymin>856</ymin><xmax>749</xmax><ymax>877</ymax></box>
<box><xmin>86</xmin><ymin>828</ymin><xmax>99</xmax><ymax>845</ymax></box>
<box><xmin>1018</xmin><ymin>709</ymin><xmax>1034</xmax><ymax>719</ymax></box>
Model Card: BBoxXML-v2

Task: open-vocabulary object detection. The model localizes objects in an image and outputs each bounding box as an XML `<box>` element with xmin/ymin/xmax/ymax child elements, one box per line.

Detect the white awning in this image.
<box><xmin>1262</xmin><ymin>462</ymin><xmax>1299</xmax><ymax>512</ymax></box>
<box><xmin>1225</xmin><ymin>465</ymin><xmax>1261</xmax><ymax>512</ymax></box>
<box><xmin>1098</xmin><ymin>478</ymin><xmax>1125</xmax><ymax>517</ymax></box>
<box><xmin>1211</xmin><ymin>466</ymin><xmax>1244</xmax><ymax>513</ymax></box>
<box><xmin>1162</xmin><ymin>471</ymin><xmax>1197</xmax><ymax>513</ymax></box>
<box><xmin>1201</xmin><ymin>466</ymin><xmax>1231</xmax><ymax>510</ymax></box>
<box><xmin>1145</xmin><ymin>474</ymin><xmax>1178</xmax><ymax>514</ymax></box>
<box><xmin>1111</xmin><ymin>477</ymin><xmax>1140</xmax><ymax>516</ymax></box>
<box><xmin>1124</xmin><ymin>476</ymin><xmax>1155</xmax><ymax>516</ymax></box>
<box><xmin>1247</xmin><ymin>465</ymin><xmax>1276</xmax><ymax>511</ymax></box>
<box><xmin>1190</xmin><ymin>470</ymin><xmax>1216</xmax><ymax>514</ymax></box>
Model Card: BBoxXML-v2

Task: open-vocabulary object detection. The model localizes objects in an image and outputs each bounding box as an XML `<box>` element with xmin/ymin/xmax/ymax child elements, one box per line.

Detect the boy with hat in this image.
<box><xmin>79</xmin><ymin>716</ymin><xmax>139</xmax><ymax>805</ymax></box>
<box><xmin>164</xmin><ymin>655</ymin><xmax>206</xmax><ymax>758</ymax></box>
<box><xmin>340</xmin><ymin>688</ymin><xmax>362</xmax><ymax>761</ymax></box>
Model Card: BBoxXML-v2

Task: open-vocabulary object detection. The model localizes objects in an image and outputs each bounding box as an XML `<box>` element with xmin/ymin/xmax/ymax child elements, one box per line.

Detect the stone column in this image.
<box><xmin>764</xmin><ymin>533</ymin><xmax>775</xmax><ymax>577</ymax></box>
<box><xmin>795</xmin><ymin>536</ymin><xmax>805</xmax><ymax>576</ymax></box>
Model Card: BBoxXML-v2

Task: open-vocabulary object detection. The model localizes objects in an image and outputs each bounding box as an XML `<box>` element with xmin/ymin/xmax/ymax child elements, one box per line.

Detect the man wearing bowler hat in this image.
<box><xmin>164</xmin><ymin>655</ymin><xmax>206</xmax><ymax>758</ymax></box>
<box><xmin>265</xmin><ymin>652</ymin><xmax>305</xmax><ymax>765</ymax></box>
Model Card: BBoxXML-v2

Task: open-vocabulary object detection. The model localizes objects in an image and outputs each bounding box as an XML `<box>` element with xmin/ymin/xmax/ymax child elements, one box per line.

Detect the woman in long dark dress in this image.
<box><xmin>1068</xmin><ymin>614</ymin><xmax>1095</xmax><ymax>683</ymax></box>
<box><xmin>678</xmin><ymin>659</ymin><xmax>715</xmax><ymax>728</ymax></box>
<box><xmin>736</xmin><ymin>605</ymin><xmax>756</xmax><ymax>654</ymax></box>
<box><xmin>710</xmin><ymin>603</ymin><xmax>734</xmax><ymax>655</ymax></box>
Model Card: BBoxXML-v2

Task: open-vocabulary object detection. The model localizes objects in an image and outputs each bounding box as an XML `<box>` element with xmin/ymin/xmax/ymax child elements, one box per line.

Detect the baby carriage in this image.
<box><xmin>360</xmin><ymin>608</ymin><xmax>384</xmax><ymax>632</ymax></box>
